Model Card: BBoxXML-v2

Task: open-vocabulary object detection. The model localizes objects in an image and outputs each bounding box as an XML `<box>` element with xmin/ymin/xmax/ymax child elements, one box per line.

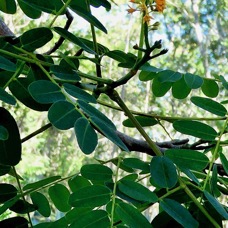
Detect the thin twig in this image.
<box><xmin>21</xmin><ymin>123</ymin><xmax>52</xmax><ymax>143</ymax></box>
<box><xmin>44</xmin><ymin>10</ymin><xmax>73</xmax><ymax>55</ymax></box>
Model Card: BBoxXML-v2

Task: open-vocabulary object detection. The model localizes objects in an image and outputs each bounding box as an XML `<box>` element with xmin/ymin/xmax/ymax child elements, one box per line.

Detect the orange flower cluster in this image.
<box><xmin>155</xmin><ymin>0</ymin><xmax>166</xmax><ymax>13</ymax></box>
<box><xmin>127</xmin><ymin>0</ymin><xmax>153</xmax><ymax>24</ymax></box>
<box><xmin>127</xmin><ymin>0</ymin><xmax>166</xmax><ymax>24</ymax></box>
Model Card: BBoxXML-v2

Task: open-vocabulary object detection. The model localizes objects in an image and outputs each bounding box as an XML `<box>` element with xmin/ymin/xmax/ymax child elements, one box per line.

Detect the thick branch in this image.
<box><xmin>116</xmin><ymin>131</ymin><xmax>190</xmax><ymax>155</ymax></box>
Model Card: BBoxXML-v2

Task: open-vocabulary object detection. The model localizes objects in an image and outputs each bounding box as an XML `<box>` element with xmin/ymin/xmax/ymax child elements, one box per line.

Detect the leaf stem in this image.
<box><xmin>12</xmin><ymin>167</ymin><xmax>33</xmax><ymax>227</ymax></box>
<box><xmin>202</xmin><ymin>117</ymin><xmax>228</xmax><ymax>190</ymax></box>
<box><xmin>3</xmin><ymin>61</ymin><xmax>25</xmax><ymax>89</ymax></box>
<box><xmin>48</xmin><ymin>0</ymin><xmax>72</xmax><ymax>28</ymax></box>
<box><xmin>179</xmin><ymin>178</ymin><xmax>220</xmax><ymax>227</ymax></box>
<box><xmin>98</xmin><ymin>99</ymin><xmax>226</xmax><ymax>121</ymax></box>
<box><xmin>109</xmin><ymin>90</ymin><xmax>162</xmax><ymax>156</ymax></box>
<box><xmin>111</xmin><ymin>157</ymin><xmax>121</xmax><ymax>227</ymax></box>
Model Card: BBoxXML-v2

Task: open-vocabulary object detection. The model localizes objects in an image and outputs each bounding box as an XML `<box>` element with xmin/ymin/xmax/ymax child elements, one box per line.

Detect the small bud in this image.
<box><xmin>160</xmin><ymin>49</ymin><xmax>169</xmax><ymax>54</ymax></box>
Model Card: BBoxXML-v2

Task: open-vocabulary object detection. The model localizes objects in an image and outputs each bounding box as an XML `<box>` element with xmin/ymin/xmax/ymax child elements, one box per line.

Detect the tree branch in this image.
<box><xmin>44</xmin><ymin>10</ymin><xmax>73</xmax><ymax>55</ymax></box>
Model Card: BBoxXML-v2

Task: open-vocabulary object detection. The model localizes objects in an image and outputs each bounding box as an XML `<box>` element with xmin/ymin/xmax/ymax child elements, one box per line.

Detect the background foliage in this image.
<box><xmin>0</xmin><ymin>0</ymin><xmax>227</xmax><ymax>227</ymax></box>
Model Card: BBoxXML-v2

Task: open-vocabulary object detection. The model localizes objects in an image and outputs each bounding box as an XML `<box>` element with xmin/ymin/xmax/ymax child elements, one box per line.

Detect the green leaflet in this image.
<box><xmin>160</xmin><ymin>198</ymin><xmax>199</xmax><ymax>228</ymax></box>
<box><xmin>53</xmin><ymin>27</ymin><xmax>96</xmax><ymax>54</ymax></box>
<box><xmin>18</xmin><ymin>0</ymin><xmax>41</xmax><ymax>19</ymax></box>
<box><xmin>201</xmin><ymin>79</ymin><xmax>219</xmax><ymax>98</ymax></box>
<box><xmin>48</xmin><ymin>184</ymin><xmax>71</xmax><ymax>212</ymax></box>
<box><xmin>165</xmin><ymin>149</ymin><xmax>209</xmax><ymax>171</ymax></box>
<box><xmin>31</xmin><ymin>192</ymin><xmax>51</xmax><ymax>217</ymax></box>
<box><xmin>184</xmin><ymin>73</ymin><xmax>203</xmax><ymax>89</ymax></box>
<box><xmin>150</xmin><ymin>156</ymin><xmax>177</xmax><ymax>188</ymax></box>
<box><xmin>23</xmin><ymin>176</ymin><xmax>61</xmax><ymax>191</ymax></box>
<box><xmin>0</xmin><ymin>108</ymin><xmax>21</xmax><ymax>166</ymax></box>
<box><xmin>68</xmin><ymin>175</ymin><xmax>91</xmax><ymax>192</ymax></box>
<box><xmin>0</xmin><ymin>0</ymin><xmax>16</xmax><ymax>14</ymax></box>
<box><xmin>48</xmin><ymin>101</ymin><xmax>81</xmax><ymax>130</ymax></box>
<box><xmin>191</xmin><ymin>96</ymin><xmax>227</xmax><ymax>117</ymax></box>
<box><xmin>74</xmin><ymin>117</ymin><xmax>98</xmax><ymax>154</ymax></box>
<box><xmin>69</xmin><ymin>210</ymin><xmax>110</xmax><ymax>228</ymax></box>
<box><xmin>20</xmin><ymin>27</ymin><xmax>53</xmax><ymax>52</ymax></box>
<box><xmin>28</xmin><ymin>80</ymin><xmax>65</xmax><ymax>104</ymax></box>
<box><xmin>173</xmin><ymin>120</ymin><xmax>218</xmax><ymax>140</ymax></box>
<box><xmin>118</xmin><ymin>179</ymin><xmax>158</xmax><ymax>203</ymax></box>
<box><xmin>123</xmin><ymin>116</ymin><xmax>158</xmax><ymax>128</ymax></box>
<box><xmin>80</xmin><ymin>164</ymin><xmax>113</xmax><ymax>181</ymax></box>
<box><xmin>115</xmin><ymin>202</ymin><xmax>151</xmax><ymax>228</ymax></box>
<box><xmin>68</xmin><ymin>185</ymin><xmax>111</xmax><ymax>208</ymax></box>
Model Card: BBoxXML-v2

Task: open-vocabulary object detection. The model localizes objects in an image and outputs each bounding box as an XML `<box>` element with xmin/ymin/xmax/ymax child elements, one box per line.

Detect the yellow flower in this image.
<box><xmin>127</xmin><ymin>6</ymin><xmax>137</xmax><ymax>14</ymax></box>
<box><xmin>155</xmin><ymin>0</ymin><xmax>166</xmax><ymax>13</ymax></box>
<box><xmin>143</xmin><ymin>14</ymin><xmax>153</xmax><ymax>23</ymax></box>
